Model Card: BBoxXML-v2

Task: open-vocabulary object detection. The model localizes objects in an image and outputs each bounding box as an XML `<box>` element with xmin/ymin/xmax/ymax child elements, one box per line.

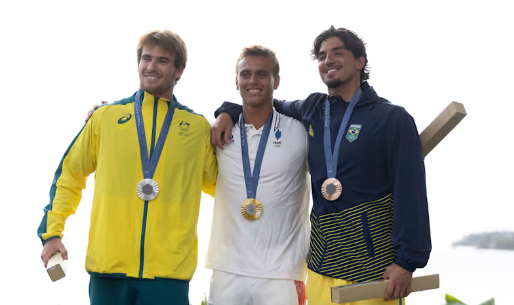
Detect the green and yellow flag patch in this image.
<box><xmin>346</xmin><ymin>124</ymin><xmax>362</xmax><ymax>142</ymax></box>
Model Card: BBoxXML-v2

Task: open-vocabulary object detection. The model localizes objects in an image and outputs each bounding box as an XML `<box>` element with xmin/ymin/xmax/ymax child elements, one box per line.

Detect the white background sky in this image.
<box><xmin>1</xmin><ymin>0</ymin><xmax>513</xmax><ymax>304</ymax></box>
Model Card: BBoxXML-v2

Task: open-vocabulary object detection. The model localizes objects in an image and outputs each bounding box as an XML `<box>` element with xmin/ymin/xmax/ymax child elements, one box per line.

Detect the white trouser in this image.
<box><xmin>208</xmin><ymin>270</ymin><xmax>299</xmax><ymax>305</ymax></box>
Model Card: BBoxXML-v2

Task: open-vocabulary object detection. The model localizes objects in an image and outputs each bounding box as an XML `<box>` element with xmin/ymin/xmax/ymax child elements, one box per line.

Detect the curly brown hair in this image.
<box><xmin>312</xmin><ymin>26</ymin><xmax>369</xmax><ymax>82</ymax></box>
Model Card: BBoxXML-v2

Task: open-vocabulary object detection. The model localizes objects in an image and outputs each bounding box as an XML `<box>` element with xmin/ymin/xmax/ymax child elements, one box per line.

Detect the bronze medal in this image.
<box><xmin>321</xmin><ymin>178</ymin><xmax>342</xmax><ymax>201</ymax></box>
<box><xmin>241</xmin><ymin>198</ymin><xmax>263</xmax><ymax>220</ymax></box>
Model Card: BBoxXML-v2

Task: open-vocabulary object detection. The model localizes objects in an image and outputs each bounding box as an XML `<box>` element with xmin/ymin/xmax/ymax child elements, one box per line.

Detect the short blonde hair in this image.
<box><xmin>236</xmin><ymin>45</ymin><xmax>280</xmax><ymax>77</ymax></box>
<box><xmin>137</xmin><ymin>30</ymin><xmax>187</xmax><ymax>80</ymax></box>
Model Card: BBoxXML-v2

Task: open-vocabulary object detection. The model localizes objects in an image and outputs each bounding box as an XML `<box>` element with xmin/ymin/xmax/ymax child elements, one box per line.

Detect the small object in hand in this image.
<box><xmin>46</xmin><ymin>252</ymin><xmax>67</xmax><ymax>282</ymax></box>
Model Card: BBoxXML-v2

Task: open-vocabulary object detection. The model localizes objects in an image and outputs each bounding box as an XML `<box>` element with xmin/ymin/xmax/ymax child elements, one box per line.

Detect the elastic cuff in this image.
<box><xmin>42</xmin><ymin>235</ymin><xmax>61</xmax><ymax>246</ymax></box>
<box><xmin>393</xmin><ymin>256</ymin><xmax>416</xmax><ymax>272</ymax></box>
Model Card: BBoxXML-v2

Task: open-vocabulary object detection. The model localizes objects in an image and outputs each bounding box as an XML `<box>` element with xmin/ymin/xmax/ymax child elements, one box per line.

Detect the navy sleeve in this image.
<box><xmin>214</xmin><ymin>98</ymin><xmax>309</xmax><ymax>124</ymax></box>
<box><xmin>214</xmin><ymin>102</ymin><xmax>242</xmax><ymax>124</ymax></box>
<box><xmin>273</xmin><ymin>99</ymin><xmax>305</xmax><ymax>121</ymax></box>
<box><xmin>387</xmin><ymin>107</ymin><xmax>432</xmax><ymax>272</ymax></box>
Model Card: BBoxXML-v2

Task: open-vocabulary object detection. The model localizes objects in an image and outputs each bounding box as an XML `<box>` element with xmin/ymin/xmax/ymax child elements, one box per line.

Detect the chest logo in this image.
<box><xmin>346</xmin><ymin>124</ymin><xmax>362</xmax><ymax>142</ymax></box>
<box><xmin>309</xmin><ymin>125</ymin><xmax>314</xmax><ymax>137</ymax></box>
<box><xmin>118</xmin><ymin>113</ymin><xmax>132</xmax><ymax>124</ymax></box>
<box><xmin>179</xmin><ymin>121</ymin><xmax>190</xmax><ymax>136</ymax></box>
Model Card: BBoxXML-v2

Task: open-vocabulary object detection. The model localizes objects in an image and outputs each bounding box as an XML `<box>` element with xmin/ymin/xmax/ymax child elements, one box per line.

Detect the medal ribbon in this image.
<box><xmin>240</xmin><ymin>111</ymin><xmax>274</xmax><ymax>199</ymax></box>
<box><xmin>134</xmin><ymin>91</ymin><xmax>175</xmax><ymax>179</ymax></box>
<box><xmin>323</xmin><ymin>88</ymin><xmax>362</xmax><ymax>178</ymax></box>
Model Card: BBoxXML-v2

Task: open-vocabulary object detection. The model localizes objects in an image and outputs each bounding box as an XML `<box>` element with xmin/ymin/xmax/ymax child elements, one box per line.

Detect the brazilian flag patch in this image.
<box><xmin>346</xmin><ymin>124</ymin><xmax>362</xmax><ymax>142</ymax></box>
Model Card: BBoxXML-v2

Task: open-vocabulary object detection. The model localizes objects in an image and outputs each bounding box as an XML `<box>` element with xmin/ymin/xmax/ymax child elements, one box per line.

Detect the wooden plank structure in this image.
<box><xmin>331</xmin><ymin>274</ymin><xmax>439</xmax><ymax>303</ymax></box>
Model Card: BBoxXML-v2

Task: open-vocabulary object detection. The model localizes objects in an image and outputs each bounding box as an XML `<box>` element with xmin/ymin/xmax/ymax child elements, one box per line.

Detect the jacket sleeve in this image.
<box><xmin>387</xmin><ymin>107</ymin><xmax>432</xmax><ymax>272</ymax></box>
<box><xmin>214</xmin><ymin>102</ymin><xmax>242</xmax><ymax>124</ymax></box>
<box><xmin>37</xmin><ymin>111</ymin><xmax>99</xmax><ymax>245</ymax></box>
<box><xmin>272</xmin><ymin>99</ymin><xmax>305</xmax><ymax>121</ymax></box>
<box><xmin>214</xmin><ymin>98</ymin><xmax>307</xmax><ymax>124</ymax></box>
<box><xmin>202</xmin><ymin>118</ymin><xmax>217</xmax><ymax>197</ymax></box>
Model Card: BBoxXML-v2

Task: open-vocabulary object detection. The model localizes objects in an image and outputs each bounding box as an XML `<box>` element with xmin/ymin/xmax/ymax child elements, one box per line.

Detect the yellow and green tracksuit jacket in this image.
<box><xmin>37</xmin><ymin>90</ymin><xmax>217</xmax><ymax>280</ymax></box>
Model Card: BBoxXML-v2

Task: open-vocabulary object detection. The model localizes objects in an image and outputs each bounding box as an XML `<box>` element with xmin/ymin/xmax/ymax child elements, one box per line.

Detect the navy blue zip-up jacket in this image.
<box><xmin>215</xmin><ymin>82</ymin><xmax>431</xmax><ymax>282</ymax></box>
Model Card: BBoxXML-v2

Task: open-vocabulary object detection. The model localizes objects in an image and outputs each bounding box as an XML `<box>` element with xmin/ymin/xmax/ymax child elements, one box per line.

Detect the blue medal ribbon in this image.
<box><xmin>134</xmin><ymin>91</ymin><xmax>175</xmax><ymax>180</ymax></box>
<box><xmin>240</xmin><ymin>111</ymin><xmax>274</xmax><ymax>199</ymax></box>
<box><xmin>323</xmin><ymin>88</ymin><xmax>362</xmax><ymax>178</ymax></box>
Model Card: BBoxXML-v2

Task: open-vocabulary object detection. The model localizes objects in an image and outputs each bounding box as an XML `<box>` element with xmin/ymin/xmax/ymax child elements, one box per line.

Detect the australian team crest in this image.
<box><xmin>346</xmin><ymin>124</ymin><xmax>362</xmax><ymax>142</ymax></box>
<box><xmin>179</xmin><ymin>121</ymin><xmax>190</xmax><ymax>136</ymax></box>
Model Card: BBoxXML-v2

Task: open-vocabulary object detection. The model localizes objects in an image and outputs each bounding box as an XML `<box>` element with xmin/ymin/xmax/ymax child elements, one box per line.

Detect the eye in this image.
<box><xmin>318</xmin><ymin>55</ymin><xmax>326</xmax><ymax>61</ymax></box>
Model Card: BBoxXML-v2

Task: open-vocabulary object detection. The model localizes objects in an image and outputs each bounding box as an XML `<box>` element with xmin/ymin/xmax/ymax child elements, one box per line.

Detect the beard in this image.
<box><xmin>326</xmin><ymin>78</ymin><xmax>343</xmax><ymax>89</ymax></box>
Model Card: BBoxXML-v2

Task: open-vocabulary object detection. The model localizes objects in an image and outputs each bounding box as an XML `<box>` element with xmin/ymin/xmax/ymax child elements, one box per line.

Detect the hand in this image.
<box><xmin>211</xmin><ymin>112</ymin><xmax>233</xmax><ymax>150</ymax></box>
<box><xmin>41</xmin><ymin>238</ymin><xmax>68</xmax><ymax>268</ymax></box>
<box><xmin>383</xmin><ymin>263</ymin><xmax>413</xmax><ymax>301</ymax></box>
<box><xmin>85</xmin><ymin>101</ymin><xmax>108</xmax><ymax>122</ymax></box>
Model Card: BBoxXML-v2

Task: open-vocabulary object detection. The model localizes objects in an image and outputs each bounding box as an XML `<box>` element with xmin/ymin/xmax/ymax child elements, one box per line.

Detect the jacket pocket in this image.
<box><xmin>361</xmin><ymin>212</ymin><xmax>375</xmax><ymax>257</ymax></box>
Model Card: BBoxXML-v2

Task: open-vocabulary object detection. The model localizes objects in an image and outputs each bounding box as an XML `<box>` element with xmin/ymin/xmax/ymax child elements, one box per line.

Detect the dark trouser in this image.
<box><xmin>89</xmin><ymin>274</ymin><xmax>189</xmax><ymax>305</ymax></box>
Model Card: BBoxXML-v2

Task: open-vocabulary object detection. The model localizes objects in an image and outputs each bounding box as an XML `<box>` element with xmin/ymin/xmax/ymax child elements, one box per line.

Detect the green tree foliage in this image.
<box><xmin>445</xmin><ymin>294</ymin><xmax>495</xmax><ymax>305</ymax></box>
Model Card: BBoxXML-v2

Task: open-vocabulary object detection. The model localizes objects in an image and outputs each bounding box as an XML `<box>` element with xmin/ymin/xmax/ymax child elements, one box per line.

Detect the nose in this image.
<box><xmin>249</xmin><ymin>73</ymin><xmax>257</xmax><ymax>84</ymax></box>
<box><xmin>146</xmin><ymin>59</ymin><xmax>157</xmax><ymax>71</ymax></box>
<box><xmin>324</xmin><ymin>53</ymin><xmax>335</xmax><ymax>65</ymax></box>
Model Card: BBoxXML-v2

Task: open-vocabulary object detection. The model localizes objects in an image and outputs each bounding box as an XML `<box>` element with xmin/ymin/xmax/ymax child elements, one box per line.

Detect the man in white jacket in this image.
<box><xmin>205</xmin><ymin>46</ymin><xmax>310</xmax><ymax>305</ymax></box>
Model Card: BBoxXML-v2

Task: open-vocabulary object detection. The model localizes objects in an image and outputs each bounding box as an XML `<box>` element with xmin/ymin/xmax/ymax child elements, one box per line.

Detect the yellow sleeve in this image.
<box><xmin>201</xmin><ymin>118</ymin><xmax>217</xmax><ymax>197</ymax></box>
<box><xmin>37</xmin><ymin>108</ymin><xmax>101</xmax><ymax>244</ymax></box>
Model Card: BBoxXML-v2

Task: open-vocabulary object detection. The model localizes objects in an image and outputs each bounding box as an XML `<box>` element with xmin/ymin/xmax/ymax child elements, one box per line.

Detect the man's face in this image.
<box><xmin>236</xmin><ymin>55</ymin><xmax>280</xmax><ymax>107</ymax></box>
<box><xmin>138</xmin><ymin>45</ymin><xmax>184</xmax><ymax>98</ymax></box>
<box><xmin>317</xmin><ymin>37</ymin><xmax>364</xmax><ymax>89</ymax></box>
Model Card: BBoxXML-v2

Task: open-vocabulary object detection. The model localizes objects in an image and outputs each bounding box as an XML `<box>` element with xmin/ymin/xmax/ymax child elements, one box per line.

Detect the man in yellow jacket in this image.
<box><xmin>37</xmin><ymin>30</ymin><xmax>217</xmax><ymax>305</ymax></box>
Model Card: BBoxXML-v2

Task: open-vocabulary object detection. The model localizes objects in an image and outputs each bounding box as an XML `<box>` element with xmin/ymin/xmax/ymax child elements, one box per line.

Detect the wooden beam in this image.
<box><xmin>420</xmin><ymin>101</ymin><xmax>467</xmax><ymax>157</ymax></box>
<box><xmin>331</xmin><ymin>274</ymin><xmax>439</xmax><ymax>303</ymax></box>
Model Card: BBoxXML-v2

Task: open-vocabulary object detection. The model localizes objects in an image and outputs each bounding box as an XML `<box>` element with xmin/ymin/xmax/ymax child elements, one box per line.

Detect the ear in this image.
<box><xmin>235</xmin><ymin>76</ymin><xmax>240</xmax><ymax>90</ymax></box>
<box><xmin>356</xmin><ymin>56</ymin><xmax>365</xmax><ymax>70</ymax></box>
<box><xmin>273</xmin><ymin>75</ymin><xmax>280</xmax><ymax>90</ymax></box>
<box><xmin>175</xmin><ymin>65</ymin><xmax>185</xmax><ymax>80</ymax></box>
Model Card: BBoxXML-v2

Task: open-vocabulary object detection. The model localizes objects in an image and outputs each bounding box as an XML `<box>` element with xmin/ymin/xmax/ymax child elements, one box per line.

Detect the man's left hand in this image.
<box><xmin>383</xmin><ymin>263</ymin><xmax>413</xmax><ymax>300</ymax></box>
<box><xmin>85</xmin><ymin>101</ymin><xmax>108</xmax><ymax>122</ymax></box>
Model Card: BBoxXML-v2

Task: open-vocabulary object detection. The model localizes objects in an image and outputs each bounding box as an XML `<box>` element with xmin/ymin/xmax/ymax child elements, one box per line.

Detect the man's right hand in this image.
<box><xmin>85</xmin><ymin>101</ymin><xmax>108</xmax><ymax>122</ymax></box>
<box><xmin>211</xmin><ymin>112</ymin><xmax>234</xmax><ymax>150</ymax></box>
<box><xmin>41</xmin><ymin>238</ymin><xmax>68</xmax><ymax>268</ymax></box>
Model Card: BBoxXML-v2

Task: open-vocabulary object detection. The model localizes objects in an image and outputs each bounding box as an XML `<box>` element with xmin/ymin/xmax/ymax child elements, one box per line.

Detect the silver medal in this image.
<box><xmin>136</xmin><ymin>179</ymin><xmax>159</xmax><ymax>201</ymax></box>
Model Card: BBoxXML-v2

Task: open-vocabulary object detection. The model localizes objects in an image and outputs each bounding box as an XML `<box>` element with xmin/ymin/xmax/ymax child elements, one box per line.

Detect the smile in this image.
<box><xmin>247</xmin><ymin>89</ymin><xmax>262</xmax><ymax>94</ymax></box>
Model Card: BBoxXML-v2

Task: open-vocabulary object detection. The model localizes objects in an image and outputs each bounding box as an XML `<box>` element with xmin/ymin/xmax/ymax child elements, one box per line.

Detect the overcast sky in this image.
<box><xmin>1</xmin><ymin>0</ymin><xmax>513</xmax><ymax>304</ymax></box>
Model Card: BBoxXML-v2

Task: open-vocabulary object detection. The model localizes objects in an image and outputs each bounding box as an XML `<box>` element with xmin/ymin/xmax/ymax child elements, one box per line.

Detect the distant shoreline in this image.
<box><xmin>452</xmin><ymin>231</ymin><xmax>514</xmax><ymax>251</ymax></box>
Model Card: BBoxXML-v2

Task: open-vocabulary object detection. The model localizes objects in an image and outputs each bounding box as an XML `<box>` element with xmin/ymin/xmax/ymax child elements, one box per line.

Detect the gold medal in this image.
<box><xmin>241</xmin><ymin>198</ymin><xmax>263</xmax><ymax>220</ymax></box>
<box><xmin>321</xmin><ymin>178</ymin><xmax>342</xmax><ymax>201</ymax></box>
